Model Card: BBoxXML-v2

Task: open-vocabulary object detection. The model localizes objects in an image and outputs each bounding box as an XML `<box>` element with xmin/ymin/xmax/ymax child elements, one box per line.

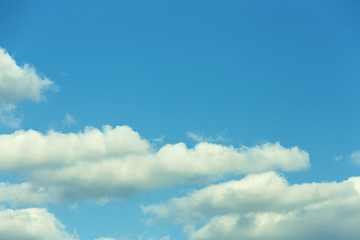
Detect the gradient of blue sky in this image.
<box><xmin>1</xmin><ymin>1</ymin><xmax>360</xmax><ymax>239</ymax></box>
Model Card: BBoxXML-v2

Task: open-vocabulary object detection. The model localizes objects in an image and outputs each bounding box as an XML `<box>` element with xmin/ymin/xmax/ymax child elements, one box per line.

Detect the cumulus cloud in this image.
<box><xmin>143</xmin><ymin>172</ymin><xmax>360</xmax><ymax>240</ymax></box>
<box><xmin>0</xmin><ymin>47</ymin><xmax>55</xmax><ymax>127</ymax></box>
<box><xmin>0</xmin><ymin>125</ymin><xmax>309</xmax><ymax>204</ymax></box>
<box><xmin>0</xmin><ymin>125</ymin><xmax>149</xmax><ymax>171</ymax></box>
<box><xmin>0</xmin><ymin>47</ymin><xmax>54</xmax><ymax>103</ymax></box>
<box><xmin>0</xmin><ymin>208</ymin><xmax>77</xmax><ymax>240</ymax></box>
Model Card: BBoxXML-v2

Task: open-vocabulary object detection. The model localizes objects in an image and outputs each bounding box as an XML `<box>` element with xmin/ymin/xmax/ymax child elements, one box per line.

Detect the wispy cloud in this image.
<box><xmin>62</xmin><ymin>114</ymin><xmax>76</xmax><ymax>127</ymax></box>
<box><xmin>187</xmin><ymin>131</ymin><xmax>229</xmax><ymax>143</ymax></box>
<box><xmin>0</xmin><ymin>104</ymin><xmax>22</xmax><ymax>128</ymax></box>
<box><xmin>334</xmin><ymin>155</ymin><xmax>344</xmax><ymax>161</ymax></box>
<box><xmin>350</xmin><ymin>151</ymin><xmax>360</xmax><ymax>164</ymax></box>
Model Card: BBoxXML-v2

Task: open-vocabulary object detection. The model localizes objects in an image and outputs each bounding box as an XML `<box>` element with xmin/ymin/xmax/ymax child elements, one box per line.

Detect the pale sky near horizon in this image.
<box><xmin>1</xmin><ymin>1</ymin><xmax>360</xmax><ymax>239</ymax></box>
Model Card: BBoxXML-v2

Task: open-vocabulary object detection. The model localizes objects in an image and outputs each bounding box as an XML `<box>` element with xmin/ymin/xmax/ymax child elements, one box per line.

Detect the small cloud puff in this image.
<box><xmin>187</xmin><ymin>131</ymin><xmax>228</xmax><ymax>143</ymax></box>
<box><xmin>334</xmin><ymin>155</ymin><xmax>343</xmax><ymax>161</ymax></box>
<box><xmin>0</xmin><ymin>103</ymin><xmax>21</xmax><ymax>128</ymax></box>
<box><xmin>62</xmin><ymin>114</ymin><xmax>76</xmax><ymax>127</ymax></box>
<box><xmin>351</xmin><ymin>151</ymin><xmax>360</xmax><ymax>164</ymax></box>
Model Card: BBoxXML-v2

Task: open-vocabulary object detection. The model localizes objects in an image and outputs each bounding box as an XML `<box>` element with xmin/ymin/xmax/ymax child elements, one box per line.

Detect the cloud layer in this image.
<box><xmin>0</xmin><ymin>125</ymin><xmax>309</xmax><ymax>204</ymax></box>
<box><xmin>144</xmin><ymin>171</ymin><xmax>360</xmax><ymax>240</ymax></box>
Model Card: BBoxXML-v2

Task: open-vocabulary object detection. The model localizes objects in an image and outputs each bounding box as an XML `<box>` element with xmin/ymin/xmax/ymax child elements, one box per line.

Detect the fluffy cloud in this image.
<box><xmin>0</xmin><ymin>208</ymin><xmax>77</xmax><ymax>240</ymax></box>
<box><xmin>143</xmin><ymin>172</ymin><xmax>360</xmax><ymax>240</ymax></box>
<box><xmin>0</xmin><ymin>125</ymin><xmax>149</xmax><ymax>171</ymax></box>
<box><xmin>0</xmin><ymin>47</ymin><xmax>54</xmax><ymax>104</ymax></box>
<box><xmin>0</xmin><ymin>47</ymin><xmax>54</xmax><ymax>127</ymax></box>
<box><xmin>0</xmin><ymin>182</ymin><xmax>52</xmax><ymax>206</ymax></box>
<box><xmin>0</xmin><ymin>125</ymin><xmax>309</xmax><ymax>204</ymax></box>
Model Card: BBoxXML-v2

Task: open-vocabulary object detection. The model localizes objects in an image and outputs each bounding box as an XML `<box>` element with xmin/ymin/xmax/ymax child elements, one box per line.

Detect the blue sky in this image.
<box><xmin>1</xmin><ymin>1</ymin><xmax>360</xmax><ymax>239</ymax></box>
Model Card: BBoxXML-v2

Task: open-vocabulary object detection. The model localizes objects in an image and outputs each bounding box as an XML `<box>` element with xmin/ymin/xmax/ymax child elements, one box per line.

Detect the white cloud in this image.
<box><xmin>0</xmin><ymin>208</ymin><xmax>78</xmax><ymax>240</ymax></box>
<box><xmin>0</xmin><ymin>182</ymin><xmax>53</xmax><ymax>206</ymax></box>
<box><xmin>0</xmin><ymin>125</ymin><xmax>149</xmax><ymax>171</ymax></box>
<box><xmin>143</xmin><ymin>171</ymin><xmax>360</xmax><ymax>240</ymax></box>
<box><xmin>0</xmin><ymin>125</ymin><xmax>309</xmax><ymax>204</ymax></box>
<box><xmin>0</xmin><ymin>47</ymin><xmax>54</xmax><ymax>103</ymax></box>
<box><xmin>0</xmin><ymin>47</ymin><xmax>55</xmax><ymax>127</ymax></box>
